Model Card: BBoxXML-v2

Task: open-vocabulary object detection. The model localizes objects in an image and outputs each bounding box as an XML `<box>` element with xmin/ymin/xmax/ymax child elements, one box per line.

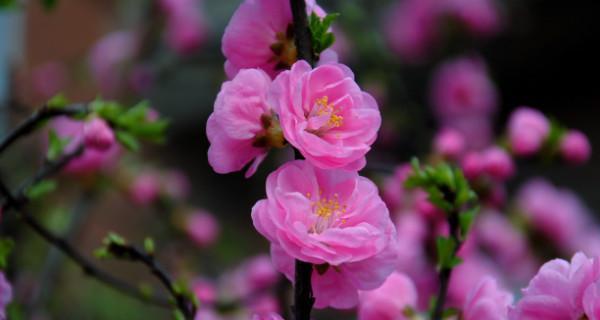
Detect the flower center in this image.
<box><xmin>270</xmin><ymin>24</ymin><xmax>298</xmax><ymax>71</ymax></box>
<box><xmin>314</xmin><ymin>96</ymin><xmax>344</xmax><ymax>128</ymax></box>
<box><xmin>308</xmin><ymin>191</ymin><xmax>347</xmax><ymax>233</ymax></box>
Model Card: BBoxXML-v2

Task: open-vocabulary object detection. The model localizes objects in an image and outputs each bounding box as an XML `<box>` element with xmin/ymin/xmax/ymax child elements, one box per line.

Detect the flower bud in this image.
<box><xmin>508</xmin><ymin>107</ymin><xmax>549</xmax><ymax>156</ymax></box>
<box><xmin>482</xmin><ymin>146</ymin><xmax>514</xmax><ymax>181</ymax></box>
<box><xmin>186</xmin><ymin>210</ymin><xmax>220</xmax><ymax>248</ymax></box>
<box><xmin>560</xmin><ymin>130</ymin><xmax>591</xmax><ymax>165</ymax></box>
<box><xmin>83</xmin><ymin>118</ymin><xmax>115</xmax><ymax>151</ymax></box>
<box><xmin>434</xmin><ymin>128</ymin><xmax>465</xmax><ymax>159</ymax></box>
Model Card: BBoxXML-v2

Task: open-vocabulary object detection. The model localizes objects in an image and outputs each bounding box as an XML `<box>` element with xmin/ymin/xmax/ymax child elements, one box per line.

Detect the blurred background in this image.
<box><xmin>1</xmin><ymin>0</ymin><xmax>600</xmax><ymax>319</ymax></box>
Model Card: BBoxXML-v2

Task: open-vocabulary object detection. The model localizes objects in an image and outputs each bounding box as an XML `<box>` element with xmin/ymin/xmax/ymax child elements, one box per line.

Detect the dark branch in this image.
<box><xmin>432</xmin><ymin>207</ymin><xmax>461</xmax><ymax>320</ymax></box>
<box><xmin>290</xmin><ymin>0</ymin><xmax>315</xmax><ymax>65</ymax></box>
<box><xmin>0</xmin><ymin>103</ymin><xmax>89</xmax><ymax>155</ymax></box>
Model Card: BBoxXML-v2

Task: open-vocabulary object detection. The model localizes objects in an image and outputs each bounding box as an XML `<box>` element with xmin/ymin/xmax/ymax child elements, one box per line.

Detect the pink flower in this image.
<box><xmin>186</xmin><ymin>210</ymin><xmax>220</xmax><ymax>248</ymax></box>
<box><xmin>358</xmin><ymin>272</ymin><xmax>418</xmax><ymax>320</ymax></box>
<box><xmin>444</xmin><ymin>0</ymin><xmax>502</xmax><ymax>36</ymax></box>
<box><xmin>83</xmin><ymin>118</ymin><xmax>115</xmax><ymax>151</ymax></box>
<box><xmin>560</xmin><ymin>130</ymin><xmax>591</xmax><ymax>165</ymax></box>
<box><xmin>584</xmin><ymin>281</ymin><xmax>600</xmax><ymax>320</ymax></box>
<box><xmin>510</xmin><ymin>252</ymin><xmax>600</xmax><ymax>320</ymax></box>
<box><xmin>481</xmin><ymin>146</ymin><xmax>514</xmax><ymax>181</ymax></box>
<box><xmin>192</xmin><ymin>278</ymin><xmax>217</xmax><ymax>305</ymax></box>
<box><xmin>88</xmin><ymin>30</ymin><xmax>137</xmax><ymax>97</ymax></box>
<box><xmin>129</xmin><ymin>172</ymin><xmax>161</xmax><ymax>205</ymax></box>
<box><xmin>50</xmin><ymin>117</ymin><xmax>120</xmax><ymax>175</ymax></box>
<box><xmin>462</xmin><ymin>151</ymin><xmax>485</xmax><ymax>179</ymax></box>
<box><xmin>271</xmin><ymin>61</ymin><xmax>381</xmax><ymax>170</ymax></box>
<box><xmin>252</xmin><ymin>312</ymin><xmax>284</xmax><ymax>320</ymax></box>
<box><xmin>207</xmin><ymin>69</ymin><xmax>279</xmax><ymax>178</ymax></box>
<box><xmin>160</xmin><ymin>0</ymin><xmax>208</xmax><ymax>55</ymax></box>
<box><xmin>252</xmin><ymin>160</ymin><xmax>399</xmax><ymax>308</ymax></box>
<box><xmin>517</xmin><ymin>179</ymin><xmax>591</xmax><ymax>252</ymax></box>
<box><xmin>244</xmin><ymin>255</ymin><xmax>279</xmax><ymax>292</ymax></box>
<box><xmin>507</xmin><ymin>107</ymin><xmax>550</xmax><ymax>156</ymax></box>
<box><xmin>385</xmin><ymin>0</ymin><xmax>441</xmax><ymax>63</ymax></box>
<box><xmin>222</xmin><ymin>0</ymin><xmax>324</xmax><ymax>78</ymax></box>
<box><xmin>194</xmin><ymin>309</ymin><xmax>221</xmax><ymax>320</ymax></box>
<box><xmin>463</xmin><ymin>277</ymin><xmax>513</xmax><ymax>320</ymax></box>
<box><xmin>434</xmin><ymin>128</ymin><xmax>465</xmax><ymax>159</ymax></box>
<box><xmin>0</xmin><ymin>272</ymin><xmax>12</xmax><ymax>318</ymax></box>
<box><xmin>430</xmin><ymin>57</ymin><xmax>498</xmax><ymax>149</ymax></box>
<box><xmin>381</xmin><ymin>165</ymin><xmax>412</xmax><ymax>213</ymax></box>
<box><xmin>448</xmin><ymin>254</ymin><xmax>503</xmax><ymax>307</ymax></box>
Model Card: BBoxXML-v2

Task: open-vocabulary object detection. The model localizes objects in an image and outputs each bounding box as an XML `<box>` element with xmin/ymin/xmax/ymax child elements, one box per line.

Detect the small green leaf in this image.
<box><xmin>26</xmin><ymin>180</ymin><xmax>57</xmax><ymax>199</ymax></box>
<box><xmin>436</xmin><ymin>236</ymin><xmax>460</xmax><ymax>269</ymax></box>
<box><xmin>0</xmin><ymin>238</ymin><xmax>15</xmax><ymax>269</ymax></box>
<box><xmin>115</xmin><ymin>130</ymin><xmax>140</xmax><ymax>152</ymax></box>
<box><xmin>459</xmin><ymin>206</ymin><xmax>479</xmax><ymax>238</ymax></box>
<box><xmin>144</xmin><ymin>237</ymin><xmax>155</xmax><ymax>255</ymax></box>
<box><xmin>173</xmin><ymin>310</ymin><xmax>185</xmax><ymax>320</ymax></box>
<box><xmin>92</xmin><ymin>99</ymin><xmax>124</xmax><ymax>123</ymax></box>
<box><xmin>47</xmin><ymin>93</ymin><xmax>68</xmax><ymax>109</ymax></box>
<box><xmin>94</xmin><ymin>247</ymin><xmax>110</xmax><ymax>259</ymax></box>
<box><xmin>47</xmin><ymin>129</ymin><xmax>71</xmax><ymax>161</ymax></box>
<box><xmin>104</xmin><ymin>232</ymin><xmax>126</xmax><ymax>246</ymax></box>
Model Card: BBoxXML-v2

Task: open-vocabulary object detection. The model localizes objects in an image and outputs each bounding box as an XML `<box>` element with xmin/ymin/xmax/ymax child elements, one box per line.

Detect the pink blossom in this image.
<box><xmin>584</xmin><ymin>281</ymin><xmax>600</xmax><ymax>320</ymax></box>
<box><xmin>244</xmin><ymin>255</ymin><xmax>279</xmax><ymax>292</ymax></box>
<box><xmin>0</xmin><ymin>272</ymin><xmax>12</xmax><ymax>319</ymax></box>
<box><xmin>129</xmin><ymin>172</ymin><xmax>161</xmax><ymax>206</ymax></box>
<box><xmin>186</xmin><ymin>210</ymin><xmax>220</xmax><ymax>248</ymax></box>
<box><xmin>247</xmin><ymin>295</ymin><xmax>280</xmax><ymax>316</ymax></box>
<box><xmin>463</xmin><ymin>277</ymin><xmax>513</xmax><ymax>320</ymax></box>
<box><xmin>31</xmin><ymin>61</ymin><xmax>68</xmax><ymax>99</ymax></box>
<box><xmin>381</xmin><ymin>164</ymin><xmax>412</xmax><ymax>213</ymax></box>
<box><xmin>481</xmin><ymin>146</ymin><xmax>514</xmax><ymax>181</ymax></box>
<box><xmin>444</xmin><ymin>0</ymin><xmax>502</xmax><ymax>36</ymax></box>
<box><xmin>431</xmin><ymin>57</ymin><xmax>497</xmax><ymax>117</ymax></box>
<box><xmin>358</xmin><ymin>272</ymin><xmax>418</xmax><ymax>320</ymax></box>
<box><xmin>222</xmin><ymin>0</ymin><xmax>324</xmax><ymax>78</ymax></box>
<box><xmin>560</xmin><ymin>130</ymin><xmax>591</xmax><ymax>165</ymax></box>
<box><xmin>207</xmin><ymin>69</ymin><xmax>277</xmax><ymax>177</ymax></box>
<box><xmin>252</xmin><ymin>160</ymin><xmax>398</xmax><ymax>308</ymax></box>
<box><xmin>461</xmin><ymin>151</ymin><xmax>485</xmax><ymax>179</ymax></box>
<box><xmin>448</xmin><ymin>254</ymin><xmax>504</xmax><ymax>307</ymax></box>
<box><xmin>434</xmin><ymin>128</ymin><xmax>465</xmax><ymax>159</ymax></box>
<box><xmin>50</xmin><ymin>117</ymin><xmax>120</xmax><ymax>175</ymax></box>
<box><xmin>517</xmin><ymin>179</ymin><xmax>591</xmax><ymax>252</ymax></box>
<box><xmin>252</xmin><ymin>312</ymin><xmax>283</xmax><ymax>320</ymax></box>
<box><xmin>192</xmin><ymin>278</ymin><xmax>217</xmax><ymax>305</ymax></box>
<box><xmin>385</xmin><ymin>0</ymin><xmax>441</xmax><ymax>63</ymax></box>
<box><xmin>507</xmin><ymin>107</ymin><xmax>550</xmax><ymax>156</ymax></box>
<box><xmin>160</xmin><ymin>0</ymin><xmax>208</xmax><ymax>55</ymax></box>
<box><xmin>510</xmin><ymin>252</ymin><xmax>600</xmax><ymax>320</ymax></box>
<box><xmin>271</xmin><ymin>61</ymin><xmax>381</xmax><ymax>170</ymax></box>
<box><xmin>83</xmin><ymin>118</ymin><xmax>115</xmax><ymax>151</ymax></box>
<box><xmin>194</xmin><ymin>309</ymin><xmax>221</xmax><ymax>320</ymax></box>
<box><xmin>88</xmin><ymin>30</ymin><xmax>137</xmax><ymax>97</ymax></box>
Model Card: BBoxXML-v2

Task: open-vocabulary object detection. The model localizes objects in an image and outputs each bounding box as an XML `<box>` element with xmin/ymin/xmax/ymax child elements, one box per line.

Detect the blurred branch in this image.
<box><xmin>0</xmin><ymin>103</ymin><xmax>88</xmax><ymax>155</ymax></box>
<box><xmin>104</xmin><ymin>241</ymin><xmax>197</xmax><ymax>319</ymax></box>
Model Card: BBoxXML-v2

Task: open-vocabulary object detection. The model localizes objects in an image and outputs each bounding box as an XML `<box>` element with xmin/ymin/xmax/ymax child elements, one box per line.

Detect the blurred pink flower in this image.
<box><xmin>463</xmin><ymin>277</ymin><xmax>512</xmax><ymax>320</ymax></box>
<box><xmin>192</xmin><ymin>278</ymin><xmax>218</xmax><ymax>305</ymax></box>
<box><xmin>253</xmin><ymin>160</ymin><xmax>398</xmax><ymax>309</ymax></box>
<box><xmin>186</xmin><ymin>210</ymin><xmax>220</xmax><ymax>248</ymax></box>
<box><xmin>83</xmin><ymin>118</ymin><xmax>115</xmax><ymax>151</ymax></box>
<box><xmin>31</xmin><ymin>61</ymin><xmax>68</xmax><ymax>99</ymax></box>
<box><xmin>271</xmin><ymin>61</ymin><xmax>381</xmax><ymax>170</ymax></box>
<box><xmin>461</xmin><ymin>151</ymin><xmax>485</xmax><ymax>179</ymax></box>
<box><xmin>510</xmin><ymin>252</ymin><xmax>600</xmax><ymax>319</ymax></box>
<box><xmin>0</xmin><ymin>272</ymin><xmax>12</xmax><ymax>319</ymax></box>
<box><xmin>252</xmin><ymin>312</ymin><xmax>283</xmax><ymax>320</ymax></box>
<box><xmin>517</xmin><ymin>179</ymin><xmax>593</xmax><ymax>253</ymax></box>
<box><xmin>50</xmin><ymin>117</ymin><xmax>120</xmax><ymax>175</ymax></box>
<box><xmin>222</xmin><ymin>0</ymin><xmax>324</xmax><ymax>78</ymax></box>
<box><xmin>88</xmin><ymin>30</ymin><xmax>137</xmax><ymax>97</ymax></box>
<box><xmin>244</xmin><ymin>255</ymin><xmax>279</xmax><ymax>292</ymax></box>
<box><xmin>507</xmin><ymin>107</ymin><xmax>550</xmax><ymax>156</ymax></box>
<box><xmin>358</xmin><ymin>272</ymin><xmax>417</xmax><ymax>320</ymax></box>
<box><xmin>448</xmin><ymin>254</ymin><xmax>503</xmax><ymax>307</ymax></box>
<box><xmin>129</xmin><ymin>172</ymin><xmax>161</xmax><ymax>206</ymax></box>
<box><xmin>560</xmin><ymin>130</ymin><xmax>591</xmax><ymax>165</ymax></box>
<box><xmin>381</xmin><ymin>164</ymin><xmax>412</xmax><ymax>213</ymax></box>
<box><xmin>206</xmin><ymin>69</ymin><xmax>274</xmax><ymax>178</ymax></box>
<box><xmin>247</xmin><ymin>295</ymin><xmax>280</xmax><ymax>316</ymax></box>
<box><xmin>163</xmin><ymin>170</ymin><xmax>191</xmax><ymax>200</ymax></box>
<box><xmin>385</xmin><ymin>0</ymin><xmax>441</xmax><ymax>63</ymax></box>
<box><xmin>481</xmin><ymin>146</ymin><xmax>514</xmax><ymax>181</ymax></box>
<box><xmin>444</xmin><ymin>0</ymin><xmax>502</xmax><ymax>36</ymax></box>
<box><xmin>584</xmin><ymin>281</ymin><xmax>600</xmax><ymax>320</ymax></box>
<box><xmin>194</xmin><ymin>308</ymin><xmax>221</xmax><ymax>320</ymax></box>
<box><xmin>434</xmin><ymin>128</ymin><xmax>465</xmax><ymax>159</ymax></box>
<box><xmin>160</xmin><ymin>0</ymin><xmax>209</xmax><ymax>55</ymax></box>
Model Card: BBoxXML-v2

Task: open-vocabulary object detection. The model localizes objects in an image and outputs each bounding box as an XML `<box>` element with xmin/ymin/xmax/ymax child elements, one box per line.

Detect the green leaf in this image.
<box><xmin>173</xmin><ymin>310</ymin><xmax>185</xmax><ymax>320</ymax></box>
<box><xmin>0</xmin><ymin>238</ymin><xmax>15</xmax><ymax>269</ymax></box>
<box><xmin>26</xmin><ymin>180</ymin><xmax>57</xmax><ymax>199</ymax></box>
<box><xmin>94</xmin><ymin>247</ymin><xmax>110</xmax><ymax>259</ymax></box>
<box><xmin>104</xmin><ymin>232</ymin><xmax>126</xmax><ymax>246</ymax></box>
<box><xmin>309</xmin><ymin>12</ymin><xmax>340</xmax><ymax>54</ymax></box>
<box><xmin>92</xmin><ymin>99</ymin><xmax>124</xmax><ymax>123</ymax></box>
<box><xmin>41</xmin><ymin>0</ymin><xmax>58</xmax><ymax>10</ymax></box>
<box><xmin>115</xmin><ymin>130</ymin><xmax>140</xmax><ymax>152</ymax></box>
<box><xmin>442</xmin><ymin>307</ymin><xmax>460</xmax><ymax>318</ymax></box>
<box><xmin>47</xmin><ymin>129</ymin><xmax>71</xmax><ymax>161</ymax></box>
<box><xmin>47</xmin><ymin>93</ymin><xmax>68</xmax><ymax>109</ymax></box>
<box><xmin>459</xmin><ymin>206</ymin><xmax>479</xmax><ymax>238</ymax></box>
<box><xmin>144</xmin><ymin>237</ymin><xmax>155</xmax><ymax>255</ymax></box>
<box><xmin>436</xmin><ymin>237</ymin><xmax>462</xmax><ymax>269</ymax></box>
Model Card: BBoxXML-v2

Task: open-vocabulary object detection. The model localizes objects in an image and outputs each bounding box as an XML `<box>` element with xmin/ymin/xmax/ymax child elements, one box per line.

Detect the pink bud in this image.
<box><xmin>434</xmin><ymin>128</ymin><xmax>465</xmax><ymax>159</ymax></box>
<box><xmin>84</xmin><ymin>118</ymin><xmax>115</xmax><ymax>151</ymax></box>
<box><xmin>462</xmin><ymin>152</ymin><xmax>484</xmax><ymax>179</ymax></box>
<box><xmin>482</xmin><ymin>146</ymin><xmax>514</xmax><ymax>181</ymax></box>
<box><xmin>186</xmin><ymin>210</ymin><xmax>220</xmax><ymax>248</ymax></box>
<box><xmin>192</xmin><ymin>278</ymin><xmax>217</xmax><ymax>305</ymax></box>
<box><xmin>245</xmin><ymin>256</ymin><xmax>278</xmax><ymax>291</ymax></box>
<box><xmin>560</xmin><ymin>130</ymin><xmax>591</xmax><ymax>165</ymax></box>
<box><xmin>508</xmin><ymin>107</ymin><xmax>550</xmax><ymax>156</ymax></box>
<box><xmin>129</xmin><ymin>172</ymin><xmax>161</xmax><ymax>205</ymax></box>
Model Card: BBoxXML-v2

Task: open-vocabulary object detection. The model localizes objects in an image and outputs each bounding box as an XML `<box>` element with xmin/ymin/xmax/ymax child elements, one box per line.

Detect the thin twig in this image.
<box><xmin>106</xmin><ymin>243</ymin><xmax>197</xmax><ymax>319</ymax></box>
<box><xmin>0</xmin><ymin>103</ymin><xmax>88</xmax><ymax>155</ymax></box>
<box><xmin>290</xmin><ymin>0</ymin><xmax>315</xmax><ymax>66</ymax></box>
